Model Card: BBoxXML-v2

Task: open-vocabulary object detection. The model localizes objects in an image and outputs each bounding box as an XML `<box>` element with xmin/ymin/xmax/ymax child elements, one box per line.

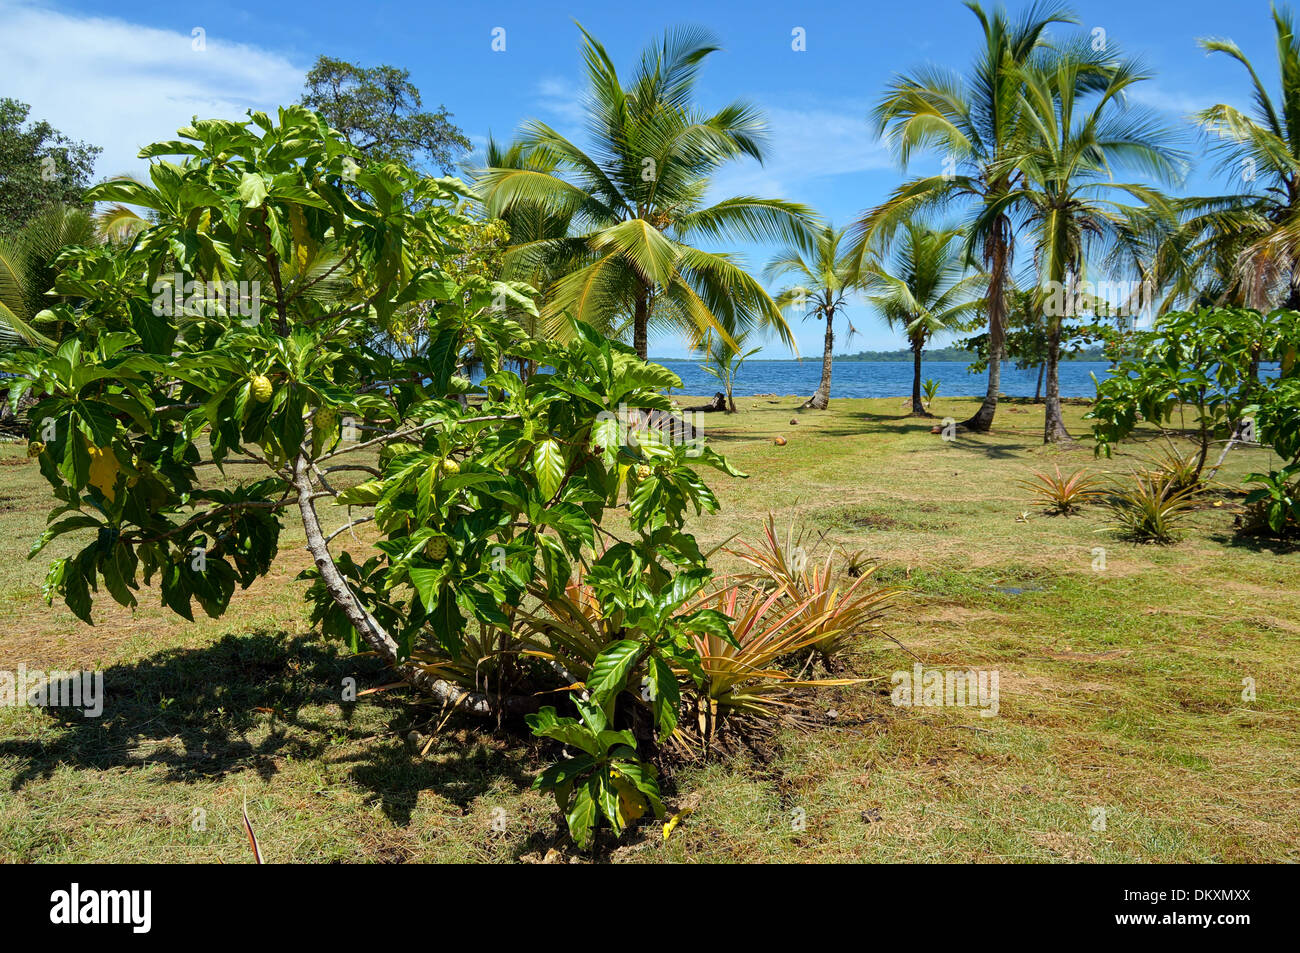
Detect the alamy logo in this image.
<box><xmin>150</xmin><ymin>273</ymin><xmax>261</xmax><ymax>324</ymax></box>
<box><xmin>593</xmin><ymin>403</ymin><xmax>705</xmax><ymax>457</ymax></box>
<box><xmin>50</xmin><ymin>884</ymin><xmax>151</xmax><ymax>933</ymax></box>
<box><xmin>0</xmin><ymin>665</ymin><xmax>103</xmax><ymax>717</ymax></box>
<box><xmin>890</xmin><ymin>663</ymin><xmax>1000</xmax><ymax>717</ymax></box>
<box><xmin>1041</xmin><ymin>278</ymin><xmax>1154</xmax><ymax>319</ymax></box>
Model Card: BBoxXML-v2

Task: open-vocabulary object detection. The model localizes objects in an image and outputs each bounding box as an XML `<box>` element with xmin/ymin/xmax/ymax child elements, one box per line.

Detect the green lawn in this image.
<box><xmin>1</xmin><ymin>395</ymin><xmax>1297</xmax><ymax>862</ymax></box>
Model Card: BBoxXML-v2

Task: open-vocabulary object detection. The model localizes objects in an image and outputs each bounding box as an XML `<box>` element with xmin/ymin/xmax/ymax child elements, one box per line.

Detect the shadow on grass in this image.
<box><xmin>0</xmin><ymin>629</ymin><xmax>535</xmax><ymax>826</ymax></box>
<box><xmin>1209</xmin><ymin>530</ymin><xmax>1300</xmax><ymax>555</ymax></box>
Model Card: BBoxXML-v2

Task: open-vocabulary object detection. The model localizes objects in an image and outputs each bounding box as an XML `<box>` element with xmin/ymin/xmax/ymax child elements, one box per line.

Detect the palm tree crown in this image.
<box><xmin>764</xmin><ymin>224</ymin><xmax>864</xmax><ymax>408</ymax></box>
<box><xmin>866</xmin><ymin>220</ymin><xmax>985</xmax><ymax>415</ymax></box>
<box><xmin>477</xmin><ymin>24</ymin><xmax>816</xmax><ymax>358</ymax></box>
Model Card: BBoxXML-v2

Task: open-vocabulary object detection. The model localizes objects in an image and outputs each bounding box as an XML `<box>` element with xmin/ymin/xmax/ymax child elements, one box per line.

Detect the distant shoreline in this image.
<box><xmin>651</xmin><ymin>351</ymin><xmax>1108</xmax><ymax>364</ymax></box>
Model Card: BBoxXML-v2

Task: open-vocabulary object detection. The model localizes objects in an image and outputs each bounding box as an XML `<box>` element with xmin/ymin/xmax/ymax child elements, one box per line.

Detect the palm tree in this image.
<box><xmin>764</xmin><ymin>225</ymin><xmax>864</xmax><ymax>409</ymax></box>
<box><xmin>697</xmin><ymin>326</ymin><xmax>760</xmax><ymax>413</ymax></box>
<box><xmin>473</xmin><ymin>137</ymin><xmax>578</xmax><ymax>375</ymax></box>
<box><xmin>477</xmin><ymin>24</ymin><xmax>815</xmax><ymax>359</ymax></box>
<box><xmin>993</xmin><ymin>56</ymin><xmax>1183</xmax><ymax>442</ymax></box>
<box><xmin>861</xmin><ymin>1</ymin><xmax>1091</xmax><ymax>432</ymax></box>
<box><xmin>1165</xmin><ymin>6</ymin><xmax>1300</xmax><ymax>309</ymax></box>
<box><xmin>0</xmin><ymin>203</ymin><xmax>96</xmax><ymax>350</ymax></box>
<box><xmin>866</xmin><ymin>221</ymin><xmax>985</xmax><ymax>416</ymax></box>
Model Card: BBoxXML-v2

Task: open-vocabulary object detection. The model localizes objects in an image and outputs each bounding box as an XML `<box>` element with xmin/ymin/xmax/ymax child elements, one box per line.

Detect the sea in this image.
<box><xmin>654</xmin><ymin>359</ymin><xmax>1111</xmax><ymax>399</ymax></box>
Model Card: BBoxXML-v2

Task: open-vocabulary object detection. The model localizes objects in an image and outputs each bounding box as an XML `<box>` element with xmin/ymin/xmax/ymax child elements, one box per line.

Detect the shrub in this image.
<box><xmin>1242</xmin><ymin>465</ymin><xmax>1300</xmax><ymax>538</ymax></box>
<box><xmin>2</xmin><ymin>110</ymin><xmax>751</xmax><ymax>850</ymax></box>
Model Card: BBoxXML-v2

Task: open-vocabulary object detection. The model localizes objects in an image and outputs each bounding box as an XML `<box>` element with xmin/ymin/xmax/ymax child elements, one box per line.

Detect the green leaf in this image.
<box><xmin>647</xmin><ymin>655</ymin><xmax>680</xmax><ymax>741</ymax></box>
<box><xmin>534</xmin><ymin>439</ymin><xmax>564</xmax><ymax>499</ymax></box>
<box><xmin>587</xmin><ymin>639</ymin><xmax>643</xmax><ymax>713</ymax></box>
<box><xmin>238</xmin><ymin>172</ymin><xmax>269</xmax><ymax>208</ymax></box>
<box><xmin>525</xmin><ymin>707</ymin><xmax>600</xmax><ymax>755</ymax></box>
<box><xmin>335</xmin><ymin>480</ymin><xmax>385</xmax><ymax>506</ymax></box>
<box><xmin>565</xmin><ymin>778</ymin><xmax>600</xmax><ymax>849</ymax></box>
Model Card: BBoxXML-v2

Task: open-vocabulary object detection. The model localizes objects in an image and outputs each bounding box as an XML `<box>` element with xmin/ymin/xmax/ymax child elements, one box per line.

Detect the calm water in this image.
<box><xmin>657</xmin><ymin>360</ymin><xmax>1112</xmax><ymax>399</ymax></box>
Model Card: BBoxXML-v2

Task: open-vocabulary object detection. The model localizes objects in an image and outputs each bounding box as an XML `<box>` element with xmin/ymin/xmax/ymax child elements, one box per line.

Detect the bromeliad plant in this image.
<box><xmin>674</xmin><ymin>583</ymin><xmax>859</xmax><ymax>748</ymax></box>
<box><xmin>2</xmin><ymin>109</ymin><xmax>751</xmax><ymax>850</ymax></box>
<box><xmin>731</xmin><ymin>515</ymin><xmax>894</xmax><ymax>662</ymax></box>
<box><xmin>1101</xmin><ymin>472</ymin><xmax>1198</xmax><ymax>544</ymax></box>
<box><xmin>1015</xmin><ymin>465</ymin><xmax>1106</xmax><ymax>515</ymax></box>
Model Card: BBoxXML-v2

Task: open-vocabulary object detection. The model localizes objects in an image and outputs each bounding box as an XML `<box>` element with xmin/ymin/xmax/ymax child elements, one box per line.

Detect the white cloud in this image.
<box><xmin>1128</xmin><ymin>84</ymin><xmax>1220</xmax><ymax>118</ymax></box>
<box><xmin>0</xmin><ymin>1</ymin><xmax>304</xmax><ymax>181</ymax></box>
<box><xmin>534</xmin><ymin>76</ymin><xmax>586</xmax><ymax>128</ymax></box>
<box><xmin>708</xmin><ymin>103</ymin><xmax>894</xmax><ymax>201</ymax></box>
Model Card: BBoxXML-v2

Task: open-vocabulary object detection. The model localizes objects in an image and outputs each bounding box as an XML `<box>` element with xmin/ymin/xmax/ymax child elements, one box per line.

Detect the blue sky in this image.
<box><xmin>0</xmin><ymin>0</ymin><xmax>1283</xmax><ymax>356</ymax></box>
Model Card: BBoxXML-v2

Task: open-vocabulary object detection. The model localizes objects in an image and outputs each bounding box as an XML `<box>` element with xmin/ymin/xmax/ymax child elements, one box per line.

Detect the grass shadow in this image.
<box><xmin>0</xmin><ymin>629</ymin><xmax>537</xmax><ymax>827</ymax></box>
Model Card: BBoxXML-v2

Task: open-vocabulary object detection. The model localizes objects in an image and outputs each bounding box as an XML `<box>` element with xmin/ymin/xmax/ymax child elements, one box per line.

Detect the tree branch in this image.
<box><xmin>317</xmin><ymin>413</ymin><xmax>521</xmax><ymax>462</ymax></box>
<box><xmin>291</xmin><ymin>453</ymin><xmax>537</xmax><ymax>716</ymax></box>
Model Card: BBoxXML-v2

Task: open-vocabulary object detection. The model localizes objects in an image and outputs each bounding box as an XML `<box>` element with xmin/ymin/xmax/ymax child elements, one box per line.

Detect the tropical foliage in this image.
<box><xmin>477</xmin><ymin>24</ymin><xmax>813</xmax><ymax>358</ymax></box>
<box><xmin>0</xmin><ymin>109</ymin><xmax>780</xmax><ymax>850</ymax></box>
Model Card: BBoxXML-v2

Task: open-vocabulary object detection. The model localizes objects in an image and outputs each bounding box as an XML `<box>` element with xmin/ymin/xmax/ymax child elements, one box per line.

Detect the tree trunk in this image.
<box><xmin>1042</xmin><ymin>318</ymin><xmax>1072</xmax><ymax>443</ymax></box>
<box><xmin>292</xmin><ymin>454</ymin><xmax>538</xmax><ymax>717</ymax></box>
<box><xmin>633</xmin><ymin>285</ymin><xmax>649</xmax><ymax>360</ymax></box>
<box><xmin>909</xmin><ymin>337</ymin><xmax>928</xmax><ymax>416</ymax></box>
<box><xmin>961</xmin><ymin>221</ymin><xmax>1008</xmax><ymax>432</ymax></box>
<box><xmin>802</xmin><ymin>310</ymin><xmax>834</xmax><ymax>409</ymax></box>
<box><xmin>726</xmin><ymin>384</ymin><xmax>736</xmax><ymax>413</ymax></box>
<box><xmin>1035</xmin><ymin>361</ymin><xmax>1044</xmax><ymax>402</ymax></box>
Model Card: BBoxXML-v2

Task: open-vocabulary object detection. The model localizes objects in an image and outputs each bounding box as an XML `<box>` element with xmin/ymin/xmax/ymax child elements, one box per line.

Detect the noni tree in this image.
<box><xmin>3</xmin><ymin>108</ymin><xmax>746</xmax><ymax>847</ymax></box>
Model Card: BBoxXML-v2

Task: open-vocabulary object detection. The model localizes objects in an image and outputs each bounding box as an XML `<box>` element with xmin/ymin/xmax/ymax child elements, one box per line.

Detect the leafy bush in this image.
<box><xmin>2</xmin><ymin>109</ymin><xmax>757</xmax><ymax>850</ymax></box>
<box><xmin>1015</xmin><ymin>465</ymin><xmax>1106</xmax><ymax>515</ymax></box>
<box><xmin>1087</xmin><ymin>307</ymin><xmax>1298</xmax><ymax>477</ymax></box>
<box><xmin>1243</xmin><ymin>465</ymin><xmax>1300</xmax><ymax>537</ymax></box>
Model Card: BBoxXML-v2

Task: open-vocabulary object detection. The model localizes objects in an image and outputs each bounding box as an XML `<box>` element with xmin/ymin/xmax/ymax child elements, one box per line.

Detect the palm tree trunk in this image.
<box><xmin>802</xmin><ymin>311</ymin><xmax>833</xmax><ymax>409</ymax></box>
<box><xmin>961</xmin><ymin>221</ymin><xmax>1007</xmax><ymax>433</ymax></box>
<box><xmin>1035</xmin><ymin>361</ymin><xmax>1044</xmax><ymax>402</ymax></box>
<box><xmin>1043</xmin><ymin>317</ymin><xmax>1072</xmax><ymax>443</ymax></box>
<box><xmin>909</xmin><ymin>336</ymin><xmax>927</xmax><ymax>416</ymax></box>
<box><xmin>633</xmin><ymin>286</ymin><xmax>649</xmax><ymax>360</ymax></box>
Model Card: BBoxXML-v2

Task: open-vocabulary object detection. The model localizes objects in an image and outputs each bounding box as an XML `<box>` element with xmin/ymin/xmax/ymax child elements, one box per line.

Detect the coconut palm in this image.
<box><xmin>476</xmin><ymin>137</ymin><xmax>577</xmax><ymax>318</ymax></box>
<box><xmin>477</xmin><ymin>24</ymin><xmax>815</xmax><ymax>359</ymax></box>
<box><xmin>860</xmin><ymin>1</ymin><xmax>1095</xmax><ymax>432</ymax></box>
<box><xmin>697</xmin><ymin>326</ymin><xmax>760</xmax><ymax>413</ymax></box>
<box><xmin>0</xmin><ymin>203</ymin><xmax>97</xmax><ymax>350</ymax></box>
<box><xmin>764</xmin><ymin>225</ymin><xmax>865</xmax><ymax>409</ymax></box>
<box><xmin>991</xmin><ymin>55</ymin><xmax>1184</xmax><ymax>442</ymax></box>
<box><xmin>866</xmin><ymin>221</ymin><xmax>985</xmax><ymax>416</ymax></box>
<box><xmin>1158</xmin><ymin>6</ymin><xmax>1300</xmax><ymax>309</ymax></box>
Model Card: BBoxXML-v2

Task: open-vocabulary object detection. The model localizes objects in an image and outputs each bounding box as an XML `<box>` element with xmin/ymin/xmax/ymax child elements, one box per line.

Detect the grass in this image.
<box><xmin>1</xmin><ymin>394</ymin><xmax>1297</xmax><ymax>863</ymax></box>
